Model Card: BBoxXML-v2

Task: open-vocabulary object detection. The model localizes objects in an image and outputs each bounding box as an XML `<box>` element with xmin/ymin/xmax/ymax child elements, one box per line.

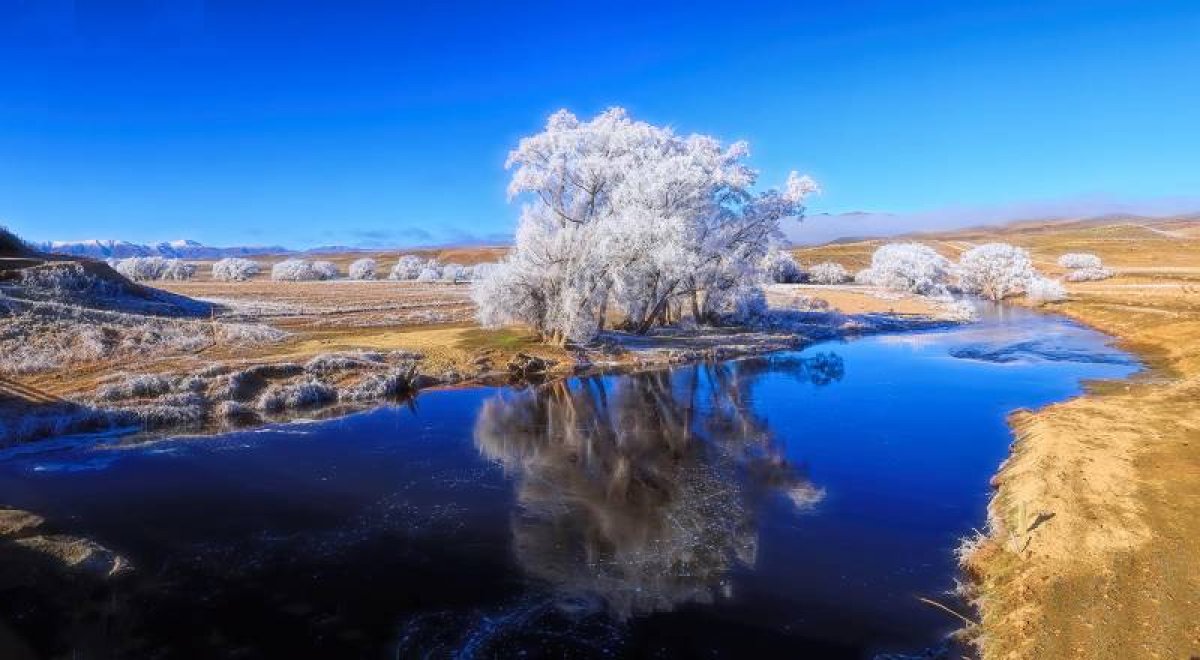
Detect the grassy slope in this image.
<box><xmin>796</xmin><ymin>215</ymin><xmax>1200</xmax><ymax>659</ymax></box>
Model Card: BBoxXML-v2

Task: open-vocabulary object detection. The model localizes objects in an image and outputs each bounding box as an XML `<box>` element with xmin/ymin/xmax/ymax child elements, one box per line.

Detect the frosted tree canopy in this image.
<box><xmin>474</xmin><ymin>107</ymin><xmax>818</xmax><ymax>344</ymax></box>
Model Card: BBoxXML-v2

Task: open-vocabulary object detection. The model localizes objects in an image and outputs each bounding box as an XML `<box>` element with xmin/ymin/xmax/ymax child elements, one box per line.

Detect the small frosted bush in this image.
<box><xmin>808</xmin><ymin>262</ymin><xmax>850</xmax><ymax>285</ymax></box>
<box><xmin>762</xmin><ymin>249</ymin><xmax>804</xmax><ymax>284</ymax></box>
<box><xmin>271</xmin><ymin>259</ymin><xmax>322</xmax><ymax>281</ymax></box>
<box><xmin>348</xmin><ymin>258</ymin><xmax>377</xmax><ymax>280</ymax></box>
<box><xmin>212</xmin><ymin>258</ymin><xmax>262</xmax><ymax>282</ymax></box>
<box><xmin>160</xmin><ymin>260</ymin><xmax>197</xmax><ymax>281</ymax></box>
<box><xmin>867</xmin><ymin>243</ymin><xmax>951</xmax><ymax>295</ymax></box>
<box><xmin>312</xmin><ymin>261</ymin><xmax>339</xmax><ymax>280</ymax></box>
<box><xmin>469</xmin><ymin>263</ymin><xmax>499</xmax><ymax>281</ymax></box>
<box><xmin>957</xmin><ymin>243</ymin><xmax>1036</xmax><ymax>301</ymax></box>
<box><xmin>114</xmin><ymin>257</ymin><xmax>171</xmax><ymax>281</ymax></box>
<box><xmin>343</xmin><ymin>367</ymin><xmax>418</xmax><ymax>401</ymax></box>
<box><xmin>1057</xmin><ymin>253</ymin><xmax>1102</xmax><ymax>270</ymax></box>
<box><xmin>257</xmin><ymin>380</ymin><xmax>337</xmax><ymax>412</ymax></box>
<box><xmin>1026</xmin><ymin>277</ymin><xmax>1067</xmax><ymax>303</ymax></box>
<box><xmin>854</xmin><ymin>268</ymin><xmax>877</xmax><ymax>285</ymax></box>
<box><xmin>415</xmin><ymin>267</ymin><xmax>441</xmax><ymax>282</ymax></box>
<box><xmin>440</xmin><ymin>263</ymin><xmax>465</xmax><ymax>282</ymax></box>
<box><xmin>389</xmin><ymin>255</ymin><xmax>424</xmax><ymax>280</ymax></box>
<box><xmin>1065</xmin><ymin>266</ymin><xmax>1114</xmax><ymax>282</ymax></box>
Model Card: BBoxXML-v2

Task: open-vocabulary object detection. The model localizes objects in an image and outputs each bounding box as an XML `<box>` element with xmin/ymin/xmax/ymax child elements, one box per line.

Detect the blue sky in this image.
<box><xmin>1</xmin><ymin>1</ymin><xmax>1197</xmax><ymax>248</ymax></box>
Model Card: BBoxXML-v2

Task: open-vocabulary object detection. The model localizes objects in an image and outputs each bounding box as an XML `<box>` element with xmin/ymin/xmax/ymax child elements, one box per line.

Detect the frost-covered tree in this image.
<box><xmin>1065</xmin><ymin>266</ymin><xmax>1114</xmax><ymax>282</ymax></box>
<box><xmin>956</xmin><ymin>243</ymin><xmax>1036</xmax><ymax>301</ymax></box>
<box><xmin>863</xmin><ymin>243</ymin><xmax>951</xmax><ymax>295</ymax></box>
<box><xmin>348</xmin><ymin>258</ymin><xmax>377</xmax><ymax>280</ymax></box>
<box><xmin>415</xmin><ymin>267</ymin><xmax>440</xmax><ymax>282</ymax></box>
<box><xmin>388</xmin><ymin>255</ymin><xmax>425</xmax><ymax>280</ymax></box>
<box><xmin>440</xmin><ymin>263</ymin><xmax>465</xmax><ymax>282</ymax></box>
<box><xmin>311</xmin><ymin>261</ymin><xmax>339</xmax><ymax>280</ymax></box>
<box><xmin>474</xmin><ymin>107</ymin><xmax>817</xmax><ymax>343</ymax></box>
<box><xmin>761</xmin><ymin>248</ymin><xmax>803</xmax><ymax>284</ymax></box>
<box><xmin>1057</xmin><ymin>253</ymin><xmax>1102</xmax><ymax>270</ymax></box>
<box><xmin>1026</xmin><ymin>276</ymin><xmax>1067</xmax><ymax>303</ymax></box>
<box><xmin>212</xmin><ymin>258</ymin><xmax>262</xmax><ymax>282</ymax></box>
<box><xmin>808</xmin><ymin>262</ymin><xmax>850</xmax><ymax>285</ymax></box>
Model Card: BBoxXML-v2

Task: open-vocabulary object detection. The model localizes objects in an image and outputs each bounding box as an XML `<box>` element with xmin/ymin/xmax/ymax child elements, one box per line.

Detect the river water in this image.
<box><xmin>0</xmin><ymin>306</ymin><xmax>1136</xmax><ymax>659</ymax></box>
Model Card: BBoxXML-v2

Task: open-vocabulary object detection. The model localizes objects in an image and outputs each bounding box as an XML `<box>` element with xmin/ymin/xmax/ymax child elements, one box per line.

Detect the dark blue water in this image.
<box><xmin>0</xmin><ymin>306</ymin><xmax>1136</xmax><ymax>659</ymax></box>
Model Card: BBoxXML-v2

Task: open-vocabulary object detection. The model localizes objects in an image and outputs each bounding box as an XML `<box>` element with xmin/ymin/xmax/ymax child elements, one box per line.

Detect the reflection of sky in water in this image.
<box><xmin>0</xmin><ymin>306</ymin><xmax>1139</xmax><ymax>659</ymax></box>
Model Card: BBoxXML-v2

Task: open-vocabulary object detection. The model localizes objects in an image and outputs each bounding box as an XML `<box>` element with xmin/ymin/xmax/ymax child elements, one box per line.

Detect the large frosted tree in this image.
<box><xmin>474</xmin><ymin>108</ymin><xmax>817</xmax><ymax>344</ymax></box>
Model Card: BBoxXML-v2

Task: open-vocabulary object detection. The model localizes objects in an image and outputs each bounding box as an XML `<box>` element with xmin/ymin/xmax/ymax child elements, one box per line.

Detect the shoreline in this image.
<box><xmin>3</xmin><ymin>304</ymin><xmax>965</xmax><ymax>447</ymax></box>
<box><xmin>960</xmin><ymin>292</ymin><xmax>1200</xmax><ymax>658</ymax></box>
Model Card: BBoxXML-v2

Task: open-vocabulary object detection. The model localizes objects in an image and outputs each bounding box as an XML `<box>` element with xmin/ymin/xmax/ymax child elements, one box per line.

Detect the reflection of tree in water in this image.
<box><xmin>474</xmin><ymin>355</ymin><xmax>839</xmax><ymax>620</ymax></box>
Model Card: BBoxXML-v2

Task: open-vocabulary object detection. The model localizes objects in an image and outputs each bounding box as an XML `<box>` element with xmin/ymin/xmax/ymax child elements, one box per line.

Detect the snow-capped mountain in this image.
<box><xmin>35</xmin><ymin>239</ymin><xmax>289</xmax><ymax>259</ymax></box>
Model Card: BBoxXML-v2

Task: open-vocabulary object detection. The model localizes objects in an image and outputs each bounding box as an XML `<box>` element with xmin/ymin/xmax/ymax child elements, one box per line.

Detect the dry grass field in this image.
<box><xmin>803</xmin><ymin>215</ymin><xmax>1200</xmax><ymax>660</ymax></box>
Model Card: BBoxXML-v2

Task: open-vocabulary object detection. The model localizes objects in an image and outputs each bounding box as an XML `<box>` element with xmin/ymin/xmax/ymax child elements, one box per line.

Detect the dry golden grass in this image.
<box><xmin>916</xmin><ymin>216</ymin><xmax>1200</xmax><ymax>660</ymax></box>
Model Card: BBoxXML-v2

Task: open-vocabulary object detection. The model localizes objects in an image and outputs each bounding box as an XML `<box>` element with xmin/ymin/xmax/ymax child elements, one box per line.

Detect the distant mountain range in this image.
<box><xmin>34</xmin><ymin>239</ymin><xmax>291</xmax><ymax>260</ymax></box>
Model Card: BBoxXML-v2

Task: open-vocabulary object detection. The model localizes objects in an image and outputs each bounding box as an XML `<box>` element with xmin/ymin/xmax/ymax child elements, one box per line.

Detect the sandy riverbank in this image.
<box><xmin>959</xmin><ymin>280</ymin><xmax>1200</xmax><ymax>659</ymax></box>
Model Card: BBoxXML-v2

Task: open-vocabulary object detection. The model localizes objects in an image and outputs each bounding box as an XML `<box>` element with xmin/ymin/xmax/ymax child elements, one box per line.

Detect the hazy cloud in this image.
<box><xmin>788</xmin><ymin>194</ymin><xmax>1200</xmax><ymax>245</ymax></box>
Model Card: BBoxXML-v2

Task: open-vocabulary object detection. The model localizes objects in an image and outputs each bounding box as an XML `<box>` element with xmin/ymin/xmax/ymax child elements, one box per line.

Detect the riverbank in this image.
<box><xmin>955</xmin><ymin>269</ymin><xmax>1200</xmax><ymax>653</ymax></box>
<box><xmin>1</xmin><ymin>283</ymin><xmax>967</xmax><ymax>444</ymax></box>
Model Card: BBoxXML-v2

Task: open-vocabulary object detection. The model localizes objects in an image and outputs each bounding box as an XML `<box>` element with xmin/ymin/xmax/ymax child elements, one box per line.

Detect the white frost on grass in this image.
<box><xmin>1065</xmin><ymin>266</ymin><xmax>1114</xmax><ymax>282</ymax></box>
<box><xmin>1057</xmin><ymin>253</ymin><xmax>1102</xmax><ymax>270</ymax></box>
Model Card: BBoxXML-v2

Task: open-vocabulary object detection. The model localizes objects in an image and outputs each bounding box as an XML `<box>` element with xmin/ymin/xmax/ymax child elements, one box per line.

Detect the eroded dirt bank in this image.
<box><xmin>961</xmin><ymin>282</ymin><xmax>1200</xmax><ymax>658</ymax></box>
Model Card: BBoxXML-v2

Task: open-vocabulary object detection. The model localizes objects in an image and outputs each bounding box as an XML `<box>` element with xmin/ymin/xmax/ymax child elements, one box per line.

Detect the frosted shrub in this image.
<box><xmin>468</xmin><ymin>263</ymin><xmax>498</xmax><ymax>281</ymax></box>
<box><xmin>312</xmin><ymin>261</ymin><xmax>339</xmax><ymax>280</ymax></box>
<box><xmin>271</xmin><ymin>259</ymin><xmax>320</xmax><ymax>281</ymax></box>
<box><xmin>866</xmin><ymin>243</ymin><xmax>951</xmax><ymax>295</ymax></box>
<box><xmin>415</xmin><ymin>267</ymin><xmax>441</xmax><ymax>282</ymax></box>
<box><xmin>160</xmin><ymin>260</ymin><xmax>197</xmax><ymax>281</ymax></box>
<box><xmin>348</xmin><ymin>258</ymin><xmax>377</xmax><ymax>280</ymax></box>
<box><xmin>762</xmin><ymin>249</ymin><xmax>803</xmax><ymax>284</ymax></box>
<box><xmin>257</xmin><ymin>380</ymin><xmax>337</xmax><ymax>412</ymax></box>
<box><xmin>808</xmin><ymin>262</ymin><xmax>850</xmax><ymax>285</ymax></box>
<box><xmin>1026</xmin><ymin>277</ymin><xmax>1067</xmax><ymax>303</ymax></box>
<box><xmin>211</xmin><ymin>258</ymin><xmax>261</xmax><ymax>282</ymax></box>
<box><xmin>956</xmin><ymin>243</ymin><xmax>1036</xmax><ymax>301</ymax></box>
<box><xmin>1058</xmin><ymin>253</ymin><xmax>1102</xmax><ymax>270</ymax></box>
<box><xmin>854</xmin><ymin>268</ymin><xmax>877</xmax><ymax>285</ymax></box>
<box><xmin>114</xmin><ymin>257</ymin><xmax>171</xmax><ymax>281</ymax></box>
<box><xmin>440</xmin><ymin>264</ymin><xmax>465</xmax><ymax>282</ymax></box>
<box><xmin>1065</xmin><ymin>266</ymin><xmax>1114</xmax><ymax>282</ymax></box>
<box><xmin>388</xmin><ymin>255</ymin><xmax>424</xmax><ymax>280</ymax></box>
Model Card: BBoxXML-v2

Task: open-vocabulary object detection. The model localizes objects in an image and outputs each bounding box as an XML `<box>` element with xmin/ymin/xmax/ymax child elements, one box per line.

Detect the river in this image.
<box><xmin>0</xmin><ymin>305</ymin><xmax>1137</xmax><ymax>659</ymax></box>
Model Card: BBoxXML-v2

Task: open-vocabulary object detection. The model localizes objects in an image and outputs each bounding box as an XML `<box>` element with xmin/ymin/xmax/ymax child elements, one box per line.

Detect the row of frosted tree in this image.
<box><xmin>109</xmin><ymin>255</ymin><xmax>497</xmax><ymax>283</ymax></box>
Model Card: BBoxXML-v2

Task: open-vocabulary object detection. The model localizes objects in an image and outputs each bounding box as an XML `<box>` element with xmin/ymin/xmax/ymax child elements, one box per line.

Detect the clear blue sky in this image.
<box><xmin>1</xmin><ymin>1</ymin><xmax>1197</xmax><ymax>248</ymax></box>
